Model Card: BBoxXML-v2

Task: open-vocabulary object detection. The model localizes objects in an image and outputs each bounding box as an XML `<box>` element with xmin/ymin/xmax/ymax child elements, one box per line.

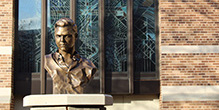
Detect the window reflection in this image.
<box><xmin>17</xmin><ymin>0</ymin><xmax>41</xmax><ymax>73</ymax></box>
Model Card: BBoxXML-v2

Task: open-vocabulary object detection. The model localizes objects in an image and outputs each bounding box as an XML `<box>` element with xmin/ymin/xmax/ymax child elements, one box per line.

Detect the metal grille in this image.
<box><xmin>76</xmin><ymin>0</ymin><xmax>99</xmax><ymax>67</ymax></box>
<box><xmin>105</xmin><ymin>0</ymin><xmax>128</xmax><ymax>72</ymax></box>
<box><xmin>133</xmin><ymin>0</ymin><xmax>156</xmax><ymax>72</ymax></box>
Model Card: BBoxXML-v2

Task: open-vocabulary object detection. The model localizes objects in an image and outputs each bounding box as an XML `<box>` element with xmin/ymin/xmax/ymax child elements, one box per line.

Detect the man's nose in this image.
<box><xmin>60</xmin><ymin>36</ymin><xmax>64</xmax><ymax>42</ymax></box>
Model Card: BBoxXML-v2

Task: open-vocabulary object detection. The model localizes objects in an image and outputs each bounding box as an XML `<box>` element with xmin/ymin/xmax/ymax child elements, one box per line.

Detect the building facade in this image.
<box><xmin>0</xmin><ymin>0</ymin><xmax>218</xmax><ymax>110</ymax></box>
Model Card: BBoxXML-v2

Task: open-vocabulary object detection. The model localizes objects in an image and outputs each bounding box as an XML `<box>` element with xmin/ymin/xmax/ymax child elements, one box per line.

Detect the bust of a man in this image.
<box><xmin>44</xmin><ymin>18</ymin><xmax>97</xmax><ymax>94</ymax></box>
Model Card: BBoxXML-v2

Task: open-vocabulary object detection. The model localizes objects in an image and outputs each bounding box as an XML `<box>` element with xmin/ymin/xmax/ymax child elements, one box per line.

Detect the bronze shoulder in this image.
<box><xmin>80</xmin><ymin>57</ymin><xmax>97</xmax><ymax>80</ymax></box>
<box><xmin>44</xmin><ymin>53</ymin><xmax>54</xmax><ymax>74</ymax></box>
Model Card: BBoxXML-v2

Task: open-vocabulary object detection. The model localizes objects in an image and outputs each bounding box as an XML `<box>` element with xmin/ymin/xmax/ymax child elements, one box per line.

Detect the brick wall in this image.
<box><xmin>1</xmin><ymin>0</ymin><xmax>219</xmax><ymax>109</ymax></box>
<box><xmin>161</xmin><ymin>53</ymin><xmax>219</xmax><ymax>86</ymax></box>
<box><xmin>160</xmin><ymin>0</ymin><xmax>219</xmax><ymax>46</ymax></box>
<box><xmin>162</xmin><ymin>101</ymin><xmax>219</xmax><ymax>110</ymax></box>
<box><xmin>160</xmin><ymin>0</ymin><xmax>219</xmax><ymax>109</ymax></box>
<box><xmin>0</xmin><ymin>0</ymin><xmax>13</xmax><ymax>46</ymax></box>
<box><xmin>0</xmin><ymin>55</ymin><xmax>12</xmax><ymax>87</ymax></box>
<box><xmin>0</xmin><ymin>0</ymin><xmax>14</xmax><ymax>110</ymax></box>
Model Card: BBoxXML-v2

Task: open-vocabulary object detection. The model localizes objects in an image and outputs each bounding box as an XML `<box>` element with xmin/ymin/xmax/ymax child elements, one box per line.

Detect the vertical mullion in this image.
<box><xmin>13</xmin><ymin>0</ymin><xmax>19</xmax><ymax>94</ymax></box>
<box><xmin>70</xmin><ymin>0</ymin><xmax>76</xmax><ymax>21</ymax></box>
<box><xmin>127</xmin><ymin>0</ymin><xmax>133</xmax><ymax>94</ymax></box>
<box><xmin>99</xmin><ymin>0</ymin><xmax>105</xmax><ymax>93</ymax></box>
<box><xmin>155</xmin><ymin>0</ymin><xmax>159</xmax><ymax>79</ymax></box>
<box><xmin>41</xmin><ymin>0</ymin><xmax>47</xmax><ymax>94</ymax></box>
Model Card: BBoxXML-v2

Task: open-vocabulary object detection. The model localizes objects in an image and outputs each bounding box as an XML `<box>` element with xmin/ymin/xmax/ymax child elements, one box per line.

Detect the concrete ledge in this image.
<box><xmin>162</xmin><ymin>86</ymin><xmax>219</xmax><ymax>101</ymax></box>
<box><xmin>163</xmin><ymin>93</ymin><xmax>219</xmax><ymax>101</ymax></box>
<box><xmin>23</xmin><ymin>94</ymin><xmax>113</xmax><ymax>107</ymax></box>
<box><xmin>0</xmin><ymin>88</ymin><xmax>12</xmax><ymax>103</ymax></box>
<box><xmin>0</xmin><ymin>46</ymin><xmax>12</xmax><ymax>54</ymax></box>
<box><xmin>30</xmin><ymin>106</ymin><xmax>106</xmax><ymax>110</ymax></box>
<box><xmin>161</xmin><ymin>46</ymin><xmax>219</xmax><ymax>53</ymax></box>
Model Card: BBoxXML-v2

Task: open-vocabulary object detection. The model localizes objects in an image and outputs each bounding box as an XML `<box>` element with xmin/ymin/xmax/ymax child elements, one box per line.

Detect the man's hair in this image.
<box><xmin>55</xmin><ymin>18</ymin><xmax>77</xmax><ymax>33</ymax></box>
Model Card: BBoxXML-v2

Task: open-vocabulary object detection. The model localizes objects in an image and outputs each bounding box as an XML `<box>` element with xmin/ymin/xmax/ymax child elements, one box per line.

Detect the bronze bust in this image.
<box><xmin>44</xmin><ymin>18</ymin><xmax>97</xmax><ymax>94</ymax></box>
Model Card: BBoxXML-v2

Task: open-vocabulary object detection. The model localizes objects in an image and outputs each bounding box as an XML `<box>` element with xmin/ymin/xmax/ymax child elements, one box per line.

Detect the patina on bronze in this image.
<box><xmin>44</xmin><ymin>18</ymin><xmax>97</xmax><ymax>94</ymax></box>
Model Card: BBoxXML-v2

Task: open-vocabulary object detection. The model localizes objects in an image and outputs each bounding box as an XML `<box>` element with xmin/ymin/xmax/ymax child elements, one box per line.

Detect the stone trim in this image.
<box><xmin>161</xmin><ymin>46</ymin><xmax>219</xmax><ymax>53</ymax></box>
<box><xmin>23</xmin><ymin>94</ymin><xmax>113</xmax><ymax>107</ymax></box>
<box><xmin>0</xmin><ymin>88</ymin><xmax>12</xmax><ymax>103</ymax></box>
<box><xmin>0</xmin><ymin>46</ymin><xmax>12</xmax><ymax>54</ymax></box>
<box><xmin>162</xmin><ymin>86</ymin><xmax>219</xmax><ymax>101</ymax></box>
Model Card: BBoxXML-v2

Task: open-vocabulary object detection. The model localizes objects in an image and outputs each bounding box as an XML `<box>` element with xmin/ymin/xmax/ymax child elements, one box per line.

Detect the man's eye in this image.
<box><xmin>56</xmin><ymin>35</ymin><xmax>61</xmax><ymax>37</ymax></box>
<box><xmin>67</xmin><ymin>35</ymin><xmax>72</xmax><ymax>37</ymax></box>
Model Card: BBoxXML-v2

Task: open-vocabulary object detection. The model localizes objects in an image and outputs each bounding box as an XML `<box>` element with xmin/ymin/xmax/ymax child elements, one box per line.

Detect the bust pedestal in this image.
<box><xmin>23</xmin><ymin>94</ymin><xmax>113</xmax><ymax>110</ymax></box>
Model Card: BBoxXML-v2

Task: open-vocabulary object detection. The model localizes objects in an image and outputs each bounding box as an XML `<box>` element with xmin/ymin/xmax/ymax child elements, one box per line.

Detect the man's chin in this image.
<box><xmin>59</xmin><ymin>48</ymin><xmax>67</xmax><ymax>51</ymax></box>
<box><xmin>59</xmin><ymin>47</ymin><xmax>73</xmax><ymax>52</ymax></box>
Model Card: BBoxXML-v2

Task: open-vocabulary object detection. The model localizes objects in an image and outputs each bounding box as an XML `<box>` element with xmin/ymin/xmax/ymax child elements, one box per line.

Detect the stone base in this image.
<box><xmin>31</xmin><ymin>106</ymin><xmax>106</xmax><ymax>110</ymax></box>
<box><xmin>23</xmin><ymin>94</ymin><xmax>112</xmax><ymax>110</ymax></box>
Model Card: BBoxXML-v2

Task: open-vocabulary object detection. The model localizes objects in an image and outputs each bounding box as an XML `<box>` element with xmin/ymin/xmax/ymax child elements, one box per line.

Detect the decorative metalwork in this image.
<box><xmin>76</xmin><ymin>0</ymin><xmax>99</xmax><ymax>67</ymax></box>
<box><xmin>105</xmin><ymin>0</ymin><xmax>127</xmax><ymax>72</ymax></box>
<box><xmin>49</xmin><ymin>0</ymin><xmax>70</xmax><ymax>53</ymax></box>
<box><xmin>133</xmin><ymin>0</ymin><xmax>156</xmax><ymax>72</ymax></box>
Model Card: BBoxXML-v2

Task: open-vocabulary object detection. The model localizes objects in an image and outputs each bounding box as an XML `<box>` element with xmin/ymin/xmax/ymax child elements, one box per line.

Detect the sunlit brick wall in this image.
<box><xmin>159</xmin><ymin>0</ymin><xmax>219</xmax><ymax>109</ymax></box>
<box><xmin>162</xmin><ymin>101</ymin><xmax>219</xmax><ymax>109</ymax></box>
<box><xmin>160</xmin><ymin>0</ymin><xmax>219</xmax><ymax>46</ymax></box>
<box><xmin>0</xmin><ymin>0</ymin><xmax>14</xmax><ymax>110</ymax></box>
<box><xmin>161</xmin><ymin>53</ymin><xmax>219</xmax><ymax>86</ymax></box>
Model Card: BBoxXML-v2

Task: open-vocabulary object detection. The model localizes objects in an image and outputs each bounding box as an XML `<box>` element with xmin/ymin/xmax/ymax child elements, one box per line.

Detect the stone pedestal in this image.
<box><xmin>23</xmin><ymin>94</ymin><xmax>113</xmax><ymax>110</ymax></box>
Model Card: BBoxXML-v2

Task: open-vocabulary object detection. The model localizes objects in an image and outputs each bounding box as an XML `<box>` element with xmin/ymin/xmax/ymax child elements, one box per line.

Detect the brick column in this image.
<box><xmin>0</xmin><ymin>0</ymin><xmax>14</xmax><ymax>109</ymax></box>
<box><xmin>159</xmin><ymin>0</ymin><xmax>219</xmax><ymax>109</ymax></box>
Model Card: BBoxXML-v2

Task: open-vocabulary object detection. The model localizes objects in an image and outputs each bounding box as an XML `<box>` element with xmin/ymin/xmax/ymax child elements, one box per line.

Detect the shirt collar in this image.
<box><xmin>53</xmin><ymin>51</ymin><xmax>82</xmax><ymax>69</ymax></box>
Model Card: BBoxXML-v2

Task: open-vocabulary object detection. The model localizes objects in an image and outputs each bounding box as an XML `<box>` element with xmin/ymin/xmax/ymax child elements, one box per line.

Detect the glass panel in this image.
<box><xmin>133</xmin><ymin>0</ymin><xmax>156</xmax><ymax>72</ymax></box>
<box><xmin>48</xmin><ymin>0</ymin><xmax>70</xmax><ymax>53</ymax></box>
<box><xmin>17</xmin><ymin>0</ymin><xmax>41</xmax><ymax>73</ymax></box>
<box><xmin>76</xmin><ymin>0</ymin><xmax>99</xmax><ymax>67</ymax></box>
<box><xmin>105</xmin><ymin>0</ymin><xmax>128</xmax><ymax>72</ymax></box>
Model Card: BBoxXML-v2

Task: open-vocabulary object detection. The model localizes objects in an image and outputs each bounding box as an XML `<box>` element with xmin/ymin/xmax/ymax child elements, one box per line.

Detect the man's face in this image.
<box><xmin>55</xmin><ymin>26</ymin><xmax>76</xmax><ymax>52</ymax></box>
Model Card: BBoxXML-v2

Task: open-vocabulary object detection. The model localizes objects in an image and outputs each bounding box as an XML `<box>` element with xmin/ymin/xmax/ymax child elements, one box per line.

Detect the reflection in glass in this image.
<box><xmin>105</xmin><ymin>0</ymin><xmax>127</xmax><ymax>72</ymax></box>
<box><xmin>76</xmin><ymin>0</ymin><xmax>99</xmax><ymax>67</ymax></box>
<box><xmin>48</xmin><ymin>0</ymin><xmax>70</xmax><ymax>53</ymax></box>
<box><xmin>133</xmin><ymin>0</ymin><xmax>156</xmax><ymax>72</ymax></box>
<box><xmin>17</xmin><ymin>0</ymin><xmax>41</xmax><ymax>72</ymax></box>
